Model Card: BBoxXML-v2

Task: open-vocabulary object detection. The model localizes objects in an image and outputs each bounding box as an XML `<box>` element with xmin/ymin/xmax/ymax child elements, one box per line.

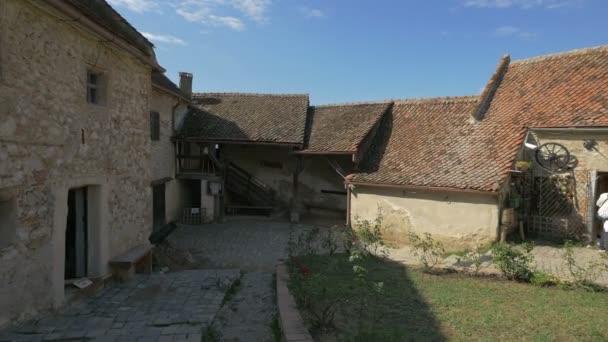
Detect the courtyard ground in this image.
<box><xmin>0</xmin><ymin>269</ymin><xmax>239</xmax><ymax>342</ymax></box>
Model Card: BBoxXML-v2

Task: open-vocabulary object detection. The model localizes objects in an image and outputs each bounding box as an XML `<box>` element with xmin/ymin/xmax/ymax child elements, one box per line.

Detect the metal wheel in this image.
<box><xmin>534</xmin><ymin>142</ymin><xmax>571</xmax><ymax>173</ymax></box>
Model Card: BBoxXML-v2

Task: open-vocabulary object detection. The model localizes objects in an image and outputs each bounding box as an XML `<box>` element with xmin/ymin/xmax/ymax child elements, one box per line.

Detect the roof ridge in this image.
<box><xmin>512</xmin><ymin>45</ymin><xmax>608</xmax><ymax>65</ymax></box>
<box><xmin>393</xmin><ymin>95</ymin><xmax>479</xmax><ymax>105</ymax></box>
<box><xmin>192</xmin><ymin>92</ymin><xmax>308</xmax><ymax>98</ymax></box>
<box><xmin>313</xmin><ymin>100</ymin><xmax>393</xmax><ymax>108</ymax></box>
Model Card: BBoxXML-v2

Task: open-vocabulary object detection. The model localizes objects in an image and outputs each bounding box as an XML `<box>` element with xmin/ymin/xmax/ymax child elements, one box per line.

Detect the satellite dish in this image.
<box><xmin>534</xmin><ymin>142</ymin><xmax>571</xmax><ymax>173</ymax></box>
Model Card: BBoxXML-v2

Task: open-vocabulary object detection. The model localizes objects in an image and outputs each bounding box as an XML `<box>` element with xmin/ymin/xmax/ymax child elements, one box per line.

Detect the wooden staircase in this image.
<box><xmin>225</xmin><ymin>162</ymin><xmax>277</xmax><ymax>216</ymax></box>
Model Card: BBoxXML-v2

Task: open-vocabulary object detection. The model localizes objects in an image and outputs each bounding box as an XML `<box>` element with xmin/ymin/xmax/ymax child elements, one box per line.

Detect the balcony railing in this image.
<box><xmin>176</xmin><ymin>154</ymin><xmax>218</xmax><ymax>175</ymax></box>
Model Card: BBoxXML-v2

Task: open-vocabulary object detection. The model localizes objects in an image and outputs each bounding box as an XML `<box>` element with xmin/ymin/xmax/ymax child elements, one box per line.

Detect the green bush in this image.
<box><xmin>352</xmin><ymin>212</ymin><xmax>387</xmax><ymax>257</ymax></box>
<box><xmin>408</xmin><ymin>232</ymin><xmax>445</xmax><ymax>272</ymax></box>
<box><xmin>530</xmin><ymin>271</ymin><xmax>560</xmax><ymax>287</ymax></box>
<box><xmin>562</xmin><ymin>240</ymin><xmax>608</xmax><ymax>290</ymax></box>
<box><xmin>491</xmin><ymin>242</ymin><xmax>535</xmax><ymax>281</ymax></box>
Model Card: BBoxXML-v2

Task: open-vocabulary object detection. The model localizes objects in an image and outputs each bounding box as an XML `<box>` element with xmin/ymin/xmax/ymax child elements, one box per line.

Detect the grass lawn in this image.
<box><xmin>289</xmin><ymin>254</ymin><xmax>608</xmax><ymax>341</ymax></box>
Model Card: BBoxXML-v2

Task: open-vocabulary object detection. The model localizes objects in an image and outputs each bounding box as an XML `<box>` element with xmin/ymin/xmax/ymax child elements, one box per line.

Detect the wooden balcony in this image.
<box><xmin>176</xmin><ymin>154</ymin><xmax>222</xmax><ymax>180</ymax></box>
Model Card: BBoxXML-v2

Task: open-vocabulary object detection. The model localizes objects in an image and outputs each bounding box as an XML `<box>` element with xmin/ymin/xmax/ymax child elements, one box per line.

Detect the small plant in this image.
<box><xmin>295</xmin><ymin>273</ymin><xmax>342</xmax><ymax>331</ymax></box>
<box><xmin>562</xmin><ymin>240</ymin><xmax>608</xmax><ymax>290</ymax></box>
<box><xmin>221</xmin><ymin>277</ymin><xmax>241</xmax><ymax>305</ymax></box>
<box><xmin>515</xmin><ymin>161</ymin><xmax>532</xmax><ymax>171</ymax></box>
<box><xmin>491</xmin><ymin>242</ymin><xmax>535</xmax><ymax>281</ymax></box>
<box><xmin>353</xmin><ymin>212</ymin><xmax>388</xmax><ymax>257</ymax></box>
<box><xmin>457</xmin><ymin>244</ymin><xmax>487</xmax><ymax>275</ymax></box>
<box><xmin>408</xmin><ymin>232</ymin><xmax>445</xmax><ymax>272</ymax></box>
<box><xmin>201</xmin><ymin>324</ymin><xmax>222</xmax><ymax>342</ymax></box>
<box><xmin>530</xmin><ymin>271</ymin><xmax>560</xmax><ymax>287</ymax></box>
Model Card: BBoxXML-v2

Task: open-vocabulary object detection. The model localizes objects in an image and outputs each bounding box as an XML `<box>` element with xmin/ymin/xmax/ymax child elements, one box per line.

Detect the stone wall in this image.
<box><xmin>350</xmin><ymin>185</ymin><xmax>499</xmax><ymax>251</ymax></box>
<box><xmin>0</xmin><ymin>0</ymin><xmax>153</xmax><ymax>327</ymax></box>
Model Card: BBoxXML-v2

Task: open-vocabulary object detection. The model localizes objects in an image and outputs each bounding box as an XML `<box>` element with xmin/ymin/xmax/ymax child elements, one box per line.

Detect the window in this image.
<box><xmin>150</xmin><ymin>112</ymin><xmax>160</xmax><ymax>141</ymax></box>
<box><xmin>86</xmin><ymin>71</ymin><xmax>106</xmax><ymax>105</ymax></box>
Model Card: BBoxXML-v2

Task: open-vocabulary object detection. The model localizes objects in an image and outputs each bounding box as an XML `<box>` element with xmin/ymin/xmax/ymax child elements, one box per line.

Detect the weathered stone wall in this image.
<box><xmin>350</xmin><ymin>186</ymin><xmax>499</xmax><ymax>251</ymax></box>
<box><xmin>0</xmin><ymin>0</ymin><xmax>153</xmax><ymax>327</ymax></box>
<box><xmin>150</xmin><ymin>88</ymin><xmax>189</xmax><ymax>222</ymax></box>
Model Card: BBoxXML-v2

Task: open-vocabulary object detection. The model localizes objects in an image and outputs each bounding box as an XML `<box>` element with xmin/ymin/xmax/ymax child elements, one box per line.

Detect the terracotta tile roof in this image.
<box><xmin>301</xmin><ymin>102</ymin><xmax>391</xmax><ymax>153</ymax></box>
<box><xmin>152</xmin><ymin>72</ymin><xmax>190</xmax><ymax>101</ymax></box>
<box><xmin>349</xmin><ymin>96</ymin><xmax>498</xmax><ymax>190</ymax></box>
<box><xmin>352</xmin><ymin>45</ymin><xmax>608</xmax><ymax>192</ymax></box>
<box><xmin>178</xmin><ymin>93</ymin><xmax>310</xmax><ymax>145</ymax></box>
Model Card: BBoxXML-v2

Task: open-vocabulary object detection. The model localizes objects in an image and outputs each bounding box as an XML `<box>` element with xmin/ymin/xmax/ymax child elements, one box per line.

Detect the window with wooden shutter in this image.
<box><xmin>150</xmin><ymin>112</ymin><xmax>160</xmax><ymax>141</ymax></box>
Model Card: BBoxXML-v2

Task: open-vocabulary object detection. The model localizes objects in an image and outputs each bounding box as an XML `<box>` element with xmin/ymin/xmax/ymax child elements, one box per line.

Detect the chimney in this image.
<box><xmin>179</xmin><ymin>72</ymin><xmax>193</xmax><ymax>98</ymax></box>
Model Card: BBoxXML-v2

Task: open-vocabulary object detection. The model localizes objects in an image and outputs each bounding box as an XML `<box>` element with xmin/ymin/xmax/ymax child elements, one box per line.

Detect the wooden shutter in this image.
<box><xmin>150</xmin><ymin>112</ymin><xmax>160</xmax><ymax>140</ymax></box>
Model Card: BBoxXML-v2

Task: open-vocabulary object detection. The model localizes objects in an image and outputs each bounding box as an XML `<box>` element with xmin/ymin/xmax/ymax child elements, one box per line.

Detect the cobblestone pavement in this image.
<box><xmin>0</xmin><ymin>269</ymin><xmax>239</xmax><ymax>342</ymax></box>
<box><xmin>213</xmin><ymin>272</ymin><xmax>277</xmax><ymax>342</ymax></box>
<box><xmin>169</xmin><ymin>220</ymin><xmax>323</xmax><ymax>271</ymax></box>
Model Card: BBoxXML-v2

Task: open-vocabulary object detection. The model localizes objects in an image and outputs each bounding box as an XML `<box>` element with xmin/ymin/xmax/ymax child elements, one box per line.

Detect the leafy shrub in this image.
<box><xmin>491</xmin><ymin>242</ymin><xmax>535</xmax><ymax>281</ymax></box>
<box><xmin>408</xmin><ymin>232</ymin><xmax>445</xmax><ymax>272</ymax></box>
<box><xmin>352</xmin><ymin>213</ymin><xmax>387</xmax><ymax>257</ymax></box>
<box><xmin>562</xmin><ymin>240</ymin><xmax>608</xmax><ymax>290</ymax></box>
<box><xmin>530</xmin><ymin>271</ymin><xmax>560</xmax><ymax>287</ymax></box>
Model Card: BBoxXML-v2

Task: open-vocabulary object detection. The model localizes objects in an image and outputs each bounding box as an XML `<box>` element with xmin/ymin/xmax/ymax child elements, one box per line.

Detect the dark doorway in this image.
<box><xmin>152</xmin><ymin>183</ymin><xmax>166</xmax><ymax>232</ymax></box>
<box><xmin>65</xmin><ymin>187</ymin><xmax>87</xmax><ymax>279</ymax></box>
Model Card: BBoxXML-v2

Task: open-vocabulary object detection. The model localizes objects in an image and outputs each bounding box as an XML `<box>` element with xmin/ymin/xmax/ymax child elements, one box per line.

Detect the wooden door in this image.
<box><xmin>152</xmin><ymin>183</ymin><xmax>166</xmax><ymax>232</ymax></box>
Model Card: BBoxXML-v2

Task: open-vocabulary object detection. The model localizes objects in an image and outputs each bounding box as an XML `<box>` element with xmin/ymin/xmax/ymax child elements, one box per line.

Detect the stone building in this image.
<box><xmin>150</xmin><ymin>72</ymin><xmax>192</xmax><ymax>229</ymax></box>
<box><xmin>0</xmin><ymin>0</ymin><xmax>163</xmax><ymax>326</ymax></box>
<box><xmin>176</xmin><ymin>46</ymin><xmax>608</xmax><ymax>250</ymax></box>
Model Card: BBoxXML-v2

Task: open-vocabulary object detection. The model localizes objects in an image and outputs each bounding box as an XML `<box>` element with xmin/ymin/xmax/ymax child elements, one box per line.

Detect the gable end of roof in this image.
<box><xmin>472</xmin><ymin>54</ymin><xmax>510</xmax><ymax>121</ymax></box>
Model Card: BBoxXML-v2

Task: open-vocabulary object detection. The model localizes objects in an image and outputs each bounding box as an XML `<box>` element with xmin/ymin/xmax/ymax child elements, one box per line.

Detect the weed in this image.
<box><xmin>270</xmin><ymin>315</ymin><xmax>282</xmax><ymax>342</ymax></box>
<box><xmin>530</xmin><ymin>271</ymin><xmax>560</xmax><ymax>287</ymax></box>
<box><xmin>221</xmin><ymin>278</ymin><xmax>241</xmax><ymax>306</ymax></box>
<box><xmin>201</xmin><ymin>324</ymin><xmax>222</xmax><ymax>342</ymax></box>
<box><xmin>562</xmin><ymin>240</ymin><xmax>608</xmax><ymax>290</ymax></box>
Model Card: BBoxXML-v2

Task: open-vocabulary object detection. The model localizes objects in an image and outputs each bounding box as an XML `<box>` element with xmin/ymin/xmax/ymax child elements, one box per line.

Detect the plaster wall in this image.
<box><xmin>299</xmin><ymin>156</ymin><xmax>350</xmax><ymax>212</ymax></box>
<box><xmin>222</xmin><ymin>144</ymin><xmax>295</xmax><ymax>204</ymax></box>
<box><xmin>150</xmin><ymin>88</ymin><xmax>188</xmax><ymax>223</ymax></box>
<box><xmin>350</xmin><ymin>185</ymin><xmax>499</xmax><ymax>250</ymax></box>
<box><xmin>0</xmin><ymin>0</ymin><xmax>152</xmax><ymax>327</ymax></box>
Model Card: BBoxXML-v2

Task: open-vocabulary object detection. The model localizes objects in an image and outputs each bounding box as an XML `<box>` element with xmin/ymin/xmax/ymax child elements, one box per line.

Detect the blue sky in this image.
<box><xmin>109</xmin><ymin>0</ymin><xmax>607</xmax><ymax>104</ymax></box>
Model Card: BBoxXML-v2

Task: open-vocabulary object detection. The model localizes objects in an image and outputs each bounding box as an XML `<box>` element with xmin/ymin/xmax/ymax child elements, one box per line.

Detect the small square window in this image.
<box><xmin>150</xmin><ymin>112</ymin><xmax>160</xmax><ymax>141</ymax></box>
<box><xmin>87</xmin><ymin>71</ymin><xmax>106</xmax><ymax>105</ymax></box>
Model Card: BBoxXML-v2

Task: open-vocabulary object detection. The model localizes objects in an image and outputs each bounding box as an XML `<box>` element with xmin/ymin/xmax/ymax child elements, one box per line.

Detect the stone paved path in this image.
<box><xmin>213</xmin><ymin>272</ymin><xmax>277</xmax><ymax>342</ymax></box>
<box><xmin>0</xmin><ymin>269</ymin><xmax>239</xmax><ymax>342</ymax></box>
<box><xmin>169</xmin><ymin>220</ymin><xmax>322</xmax><ymax>272</ymax></box>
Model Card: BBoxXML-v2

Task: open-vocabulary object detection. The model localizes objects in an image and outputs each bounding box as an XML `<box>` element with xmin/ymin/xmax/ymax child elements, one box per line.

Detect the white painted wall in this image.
<box><xmin>350</xmin><ymin>185</ymin><xmax>499</xmax><ymax>250</ymax></box>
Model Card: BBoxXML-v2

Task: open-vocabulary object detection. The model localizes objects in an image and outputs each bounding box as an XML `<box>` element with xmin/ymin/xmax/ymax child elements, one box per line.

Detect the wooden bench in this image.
<box><xmin>109</xmin><ymin>244</ymin><xmax>153</xmax><ymax>282</ymax></box>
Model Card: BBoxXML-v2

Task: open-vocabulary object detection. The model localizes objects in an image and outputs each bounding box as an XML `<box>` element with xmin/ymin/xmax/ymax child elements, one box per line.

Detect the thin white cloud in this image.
<box><xmin>463</xmin><ymin>0</ymin><xmax>582</xmax><ymax>9</ymax></box>
<box><xmin>176</xmin><ymin>0</ymin><xmax>271</xmax><ymax>30</ymax></box>
<box><xmin>300</xmin><ymin>6</ymin><xmax>325</xmax><ymax>19</ymax></box>
<box><xmin>107</xmin><ymin>0</ymin><xmax>158</xmax><ymax>13</ymax></box>
<box><xmin>494</xmin><ymin>25</ymin><xmax>537</xmax><ymax>39</ymax></box>
<box><xmin>142</xmin><ymin>32</ymin><xmax>187</xmax><ymax>45</ymax></box>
